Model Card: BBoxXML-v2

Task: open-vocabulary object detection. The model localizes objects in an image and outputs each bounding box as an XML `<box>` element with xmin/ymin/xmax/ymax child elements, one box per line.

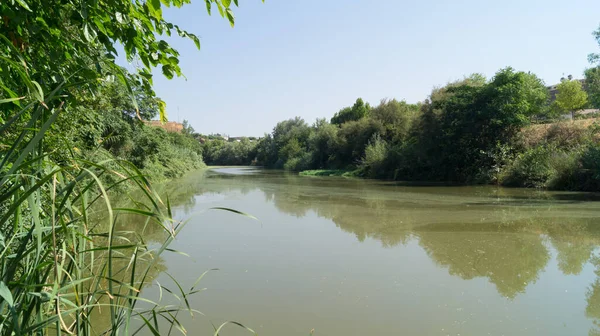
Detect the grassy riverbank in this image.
<box><xmin>299</xmin><ymin>169</ymin><xmax>357</xmax><ymax>177</ymax></box>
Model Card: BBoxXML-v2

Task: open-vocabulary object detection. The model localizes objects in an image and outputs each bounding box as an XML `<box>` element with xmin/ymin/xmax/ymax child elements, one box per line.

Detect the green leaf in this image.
<box><xmin>140</xmin><ymin>55</ymin><xmax>150</xmax><ymax>68</ymax></box>
<box><xmin>216</xmin><ymin>2</ymin><xmax>225</xmax><ymax>17</ymax></box>
<box><xmin>93</xmin><ymin>17</ymin><xmax>107</xmax><ymax>35</ymax></box>
<box><xmin>31</xmin><ymin>81</ymin><xmax>44</xmax><ymax>103</ymax></box>
<box><xmin>213</xmin><ymin>321</ymin><xmax>256</xmax><ymax>336</ymax></box>
<box><xmin>148</xmin><ymin>0</ymin><xmax>162</xmax><ymax>20</ymax></box>
<box><xmin>205</xmin><ymin>0</ymin><xmax>212</xmax><ymax>14</ymax></box>
<box><xmin>233</xmin><ymin>0</ymin><xmax>239</xmax><ymax>6</ymax></box>
<box><xmin>15</xmin><ymin>0</ymin><xmax>32</xmax><ymax>11</ymax></box>
<box><xmin>222</xmin><ymin>0</ymin><xmax>231</xmax><ymax>7</ymax></box>
<box><xmin>190</xmin><ymin>34</ymin><xmax>200</xmax><ymax>50</ymax></box>
<box><xmin>0</xmin><ymin>281</ymin><xmax>14</xmax><ymax>307</ymax></box>
<box><xmin>0</xmin><ymin>97</ymin><xmax>25</xmax><ymax>105</ymax></box>
<box><xmin>161</xmin><ymin>64</ymin><xmax>174</xmax><ymax>79</ymax></box>
<box><xmin>158</xmin><ymin>99</ymin><xmax>168</xmax><ymax>122</ymax></box>
<box><xmin>226</xmin><ymin>8</ymin><xmax>235</xmax><ymax>27</ymax></box>
<box><xmin>210</xmin><ymin>207</ymin><xmax>258</xmax><ymax>220</ymax></box>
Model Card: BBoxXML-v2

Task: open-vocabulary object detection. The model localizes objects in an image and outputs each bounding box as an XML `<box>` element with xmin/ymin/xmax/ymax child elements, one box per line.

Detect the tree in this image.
<box><xmin>585</xmin><ymin>67</ymin><xmax>600</xmax><ymax>109</ymax></box>
<box><xmin>308</xmin><ymin>119</ymin><xmax>339</xmax><ymax>168</ymax></box>
<box><xmin>331</xmin><ymin>98</ymin><xmax>371</xmax><ymax>125</ymax></box>
<box><xmin>182</xmin><ymin>119</ymin><xmax>195</xmax><ymax>135</ymax></box>
<box><xmin>411</xmin><ymin>68</ymin><xmax>548</xmax><ymax>181</ymax></box>
<box><xmin>555</xmin><ymin>80</ymin><xmax>588</xmax><ymax>118</ymax></box>
<box><xmin>369</xmin><ymin>99</ymin><xmax>419</xmax><ymax>143</ymax></box>
<box><xmin>589</xmin><ymin>25</ymin><xmax>600</xmax><ymax>66</ymax></box>
<box><xmin>0</xmin><ymin>0</ymin><xmax>243</xmax><ymax>121</ymax></box>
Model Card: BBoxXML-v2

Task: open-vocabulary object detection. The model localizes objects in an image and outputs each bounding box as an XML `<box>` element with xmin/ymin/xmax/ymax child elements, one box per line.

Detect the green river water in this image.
<box><xmin>129</xmin><ymin>167</ymin><xmax>600</xmax><ymax>335</ymax></box>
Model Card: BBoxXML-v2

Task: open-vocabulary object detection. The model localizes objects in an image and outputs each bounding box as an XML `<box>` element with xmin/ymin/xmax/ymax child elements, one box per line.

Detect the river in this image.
<box><xmin>133</xmin><ymin>167</ymin><xmax>600</xmax><ymax>335</ymax></box>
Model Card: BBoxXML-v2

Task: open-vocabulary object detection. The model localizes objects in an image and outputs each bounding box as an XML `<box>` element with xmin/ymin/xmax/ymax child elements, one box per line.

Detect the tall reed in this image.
<box><xmin>0</xmin><ymin>43</ymin><xmax>254</xmax><ymax>336</ymax></box>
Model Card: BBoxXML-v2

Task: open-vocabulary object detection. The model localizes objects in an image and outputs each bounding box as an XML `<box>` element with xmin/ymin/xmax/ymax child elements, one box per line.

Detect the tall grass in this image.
<box><xmin>0</xmin><ymin>52</ymin><xmax>254</xmax><ymax>336</ymax></box>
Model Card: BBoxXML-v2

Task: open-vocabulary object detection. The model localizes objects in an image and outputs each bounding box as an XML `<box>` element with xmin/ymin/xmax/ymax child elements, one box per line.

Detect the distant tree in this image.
<box><xmin>181</xmin><ymin>119</ymin><xmax>195</xmax><ymax>135</ymax></box>
<box><xmin>589</xmin><ymin>25</ymin><xmax>600</xmax><ymax>65</ymax></box>
<box><xmin>555</xmin><ymin>80</ymin><xmax>589</xmax><ymax>118</ymax></box>
<box><xmin>308</xmin><ymin>119</ymin><xmax>339</xmax><ymax>168</ymax></box>
<box><xmin>331</xmin><ymin>98</ymin><xmax>371</xmax><ymax>125</ymax></box>
<box><xmin>337</xmin><ymin>118</ymin><xmax>385</xmax><ymax>167</ymax></box>
<box><xmin>370</xmin><ymin>99</ymin><xmax>420</xmax><ymax>143</ymax></box>
<box><xmin>585</xmin><ymin>67</ymin><xmax>600</xmax><ymax>109</ymax></box>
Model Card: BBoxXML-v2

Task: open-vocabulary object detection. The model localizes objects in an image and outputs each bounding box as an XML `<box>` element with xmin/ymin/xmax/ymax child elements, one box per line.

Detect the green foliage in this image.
<box><xmin>336</xmin><ymin>118</ymin><xmax>385</xmax><ymax>167</ymax></box>
<box><xmin>0</xmin><ymin>0</ymin><xmax>242</xmax><ymax>103</ymax></box>
<box><xmin>581</xmin><ymin>144</ymin><xmax>600</xmax><ymax>181</ymax></box>
<box><xmin>359</xmin><ymin>134</ymin><xmax>389</xmax><ymax>178</ymax></box>
<box><xmin>585</xmin><ymin>67</ymin><xmax>600</xmax><ymax>109</ymax></box>
<box><xmin>407</xmin><ymin>68</ymin><xmax>548</xmax><ymax>181</ymax></box>
<box><xmin>501</xmin><ymin>146</ymin><xmax>558</xmax><ymax>188</ymax></box>
<box><xmin>253</xmin><ymin>68</ymin><xmax>565</xmax><ymax>186</ymax></box>
<box><xmin>555</xmin><ymin>80</ymin><xmax>588</xmax><ymax>117</ymax></box>
<box><xmin>589</xmin><ymin>24</ymin><xmax>600</xmax><ymax>66</ymax></box>
<box><xmin>249</xmin><ymin>28</ymin><xmax>600</xmax><ymax>191</ymax></box>
<box><xmin>307</xmin><ymin>119</ymin><xmax>339</xmax><ymax>168</ymax></box>
<box><xmin>499</xmin><ymin>144</ymin><xmax>600</xmax><ymax>190</ymax></box>
<box><xmin>255</xmin><ymin>134</ymin><xmax>278</xmax><ymax>167</ymax></box>
<box><xmin>330</xmin><ymin>98</ymin><xmax>371</xmax><ymax>125</ymax></box>
<box><xmin>0</xmin><ymin>0</ymin><xmax>256</xmax><ymax>334</ymax></box>
<box><xmin>299</xmin><ymin>169</ymin><xmax>356</xmax><ymax>177</ymax></box>
<box><xmin>47</xmin><ymin>78</ymin><xmax>205</xmax><ymax>182</ymax></box>
<box><xmin>0</xmin><ymin>84</ymin><xmax>207</xmax><ymax>335</ymax></box>
<box><xmin>283</xmin><ymin>151</ymin><xmax>312</xmax><ymax>171</ymax></box>
<box><xmin>202</xmin><ymin>138</ymin><xmax>257</xmax><ymax>166</ymax></box>
<box><xmin>369</xmin><ymin>99</ymin><xmax>419</xmax><ymax>143</ymax></box>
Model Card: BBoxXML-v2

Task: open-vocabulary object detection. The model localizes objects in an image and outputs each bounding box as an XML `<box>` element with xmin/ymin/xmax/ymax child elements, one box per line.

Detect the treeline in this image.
<box><xmin>202</xmin><ymin>138</ymin><xmax>257</xmax><ymax>166</ymax></box>
<box><xmin>207</xmin><ymin>64</ymin><xmax>600</xmax><ymax>190</ymax></box>
<box><xmin>203</xmin><ymin>26</ymin><xmax>600</xmax><ymax>191</ymax></box>
<box><xmin>255</xmin><ymin>69</ymin><xmax>549</xmax><ymax>180</ymax></box>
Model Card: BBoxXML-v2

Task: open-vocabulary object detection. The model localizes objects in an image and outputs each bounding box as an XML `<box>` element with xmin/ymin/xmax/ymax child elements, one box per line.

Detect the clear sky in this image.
<box><xmin>143</xmin><ymin>0</ymin><xmax>600</xmax><ymax>137</ymax></box>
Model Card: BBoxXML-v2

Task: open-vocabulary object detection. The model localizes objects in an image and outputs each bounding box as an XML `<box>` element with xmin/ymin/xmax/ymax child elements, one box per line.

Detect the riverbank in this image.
<box><xmin>299</xmin><ymin>169</ymin><xmax>357</xmax><ymax>177</ymax></box>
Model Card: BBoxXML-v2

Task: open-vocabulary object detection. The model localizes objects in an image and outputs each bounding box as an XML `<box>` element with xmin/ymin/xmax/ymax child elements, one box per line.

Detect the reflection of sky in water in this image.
<box><xmin>136</xmin><ymin>168</ymin><xmax>600</xmax><ymax>336</ymax></box>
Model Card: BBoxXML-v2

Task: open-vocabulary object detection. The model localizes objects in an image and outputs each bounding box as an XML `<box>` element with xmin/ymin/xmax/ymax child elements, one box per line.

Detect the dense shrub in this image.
<box><xmin>501</xmin><ymin>146</ymin><xmax>557</xmax><ymax>188</ymax></box>
<box><xmin>283</xmin><ymin>152</ymin><xmax>313</xmax><ymax>171</ymax></box>
<box><xmin>48</xmin><ymin>79</ymin><xmax>205</xmax><ymax>183</ymax></box>
<box><xmin>202</xmin><ymin>138</ymin><xmax>257</xmax><ymax>166</ymax></box>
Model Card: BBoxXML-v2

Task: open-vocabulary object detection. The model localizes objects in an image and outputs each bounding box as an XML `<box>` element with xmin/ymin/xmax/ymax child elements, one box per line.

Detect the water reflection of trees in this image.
<box><xmin>150</xmin><ymin>170</ymin><xmax>600</xmax><ymax>331</ymax></box>
<box><xmin>417</xmin><ymin>225</ymin><xmax>550</xmax><ymax>299</ymax></box>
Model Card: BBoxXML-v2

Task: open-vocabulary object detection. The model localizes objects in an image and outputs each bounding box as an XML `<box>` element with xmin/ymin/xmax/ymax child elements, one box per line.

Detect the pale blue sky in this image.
<box><xmin>144</xmin><ymin>0</ymin><xmax>600</xmax><ymax>136</ymax></box>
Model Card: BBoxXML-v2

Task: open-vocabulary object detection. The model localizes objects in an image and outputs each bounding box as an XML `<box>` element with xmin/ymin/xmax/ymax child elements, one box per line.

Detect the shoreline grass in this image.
<box><xmin>299</xmin><ymin>169</ymin><xmax>358</xmax><ymax>177</ymax></box>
